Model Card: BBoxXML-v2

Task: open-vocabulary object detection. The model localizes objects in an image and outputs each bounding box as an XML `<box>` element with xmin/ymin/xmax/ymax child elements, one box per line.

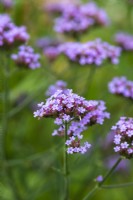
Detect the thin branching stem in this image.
<box><xmin>101</xmin><ymin>182</ymin><xmax>133</xmax><ymax>189</ymax></box>
<box><xmin>64</xmin><ymin>122</ymin><xmax>69</xmax><ymax>200</ymax></box>
<box><xmin>82</xmin><ymin>157</ymin><xmax>122</xmax><ymax>200</ymax></box>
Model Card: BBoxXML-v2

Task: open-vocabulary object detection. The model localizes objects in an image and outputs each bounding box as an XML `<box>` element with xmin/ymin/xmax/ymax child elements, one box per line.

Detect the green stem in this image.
<box><xmin>82</xmin><ymin>157</ymin><xmax>122</xmax><ymax>200</ymax></box>
<box><xmin>1</xmin><ymin>53</ymin><xmax>10</xmax><ymax>166</ymax></box>
<box><xmin>98</xmin><ymin>157</ymin><xmax>122</xmax><ymax>186</ymax></box>
<box><xmin>2</xmin><ymin>53</ymin><xmax>22</xmax><ymax>200</ymax></box>
<box><xmin>64</xmin><ymin>122</ymin><xmax>69</xmax><ymax>200</ymax></box>
<box><xmin>82</xmin><ymin>185</ymin><xmax>99</xmax><ymax>200</ymax></box>
<box><xmin>101</xmin><ymin>182</ymin><xmax>133</xmax><ymax>189</ymax></box>
<box><xmin>82</xmin><ymin>67</ymin><xmax>96</xmax><ymax>96</ymax></box>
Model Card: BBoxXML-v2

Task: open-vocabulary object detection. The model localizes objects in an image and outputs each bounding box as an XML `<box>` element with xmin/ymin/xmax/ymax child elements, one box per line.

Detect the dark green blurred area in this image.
<box><xmin>1</xmin><ymin>0</ymin><xmax>133</xmax><ymax>199</ymax></box>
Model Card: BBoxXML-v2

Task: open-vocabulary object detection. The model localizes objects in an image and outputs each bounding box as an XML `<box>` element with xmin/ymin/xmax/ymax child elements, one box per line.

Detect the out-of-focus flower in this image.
<box><xmin>11</xmin><ymin>45</ymin><xmax>40</xmax><ymax>69</ymax></box>
<box><xmin>36</xmin><ymin>37</ymin><xmax>62</xmax><ymax>50</ymax></box>
<box><xmin>54</xmin><ymin>13</ymin><xmax>95</xmax><ymax>34</ymax></box>
<box><xmin>0</xmin><ymin>14</ymin><xmax>29</xmax><ymax>48</ymax></box>
<box><xmin>36</xmin><ymin>37</ymin><xmax>62</xmax><ymax>61</ymax></box>
<box><xmin>111</xmin><ymin>117</ymin><xmax>133</xmax><ymax>159</ymax></box>
<box><xmin>45</xmin><ymin>1</ymin><xmax>109</xmax><ymax>34</ymax></box>
<box><xmin>54</xmin><ymin>2</ymin><xmax>110</xmax><ymax>35</ymax></box>
<box><xmin>44</xmin><ymin>1</ymin><xmax>80</xmax><ymax>15</ymax></box>
<box><xmin>105</xmin><ymin>155</ymin><xmax>130</xmax><ymax>172</ymax></box>
<box><xmin>114</xmin><ymin>32</ymin><xmax>133</xmax><ymax>51</ymax></box>
<box><xmin>45</xmin><ymin>80</ymin><xmax>67</xmax><ymax>97</ymax></box>
<box><xmin>34</xmin><ymin>89</ymin><xmax>110</xmax><ymax>154</ymax></box>
<box><xmin>0</xmin><ymin>0</ymin><xmax>13</xmax><ymax>9</ymax></box>
<box><xmin>58</xmin><ymin>39</ymin><xmax>121</xmax><ymax>66</ymax></box>
<box><xmin>108</xmin><ymin>76</ymin><xmax>133</xmax><ymax>100</ymax></box>
<box><xmin>80</xmin><ymin>2</ymin><xmax>110</xmax><ymax>26</ymax></box>
<box><xmin>43</xmin><ymin>46</ymin><xmax>60</xmax><ymax>61</ymax></box>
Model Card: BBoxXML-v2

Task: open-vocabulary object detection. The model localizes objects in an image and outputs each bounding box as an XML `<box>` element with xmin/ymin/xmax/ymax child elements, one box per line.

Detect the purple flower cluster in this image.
<box><xmin>11</xmin><ymin>45</ymin><xmax>40</xmax><ymax>69</ymax></box>
<box><xmin>43</xmin><ymin>46</ymin><xmax>60</xmax><ymax>61</ymax></box>
<box><xmin>44</xmin><ymin>2</ymin><xmax>69</xmax><ymax>15</ymax></box>
<box><xmin>114</xmin><ymin>32</ymin><xmax>133</xmax><ymax>51</ymax></box>
<box><xmin>0</xmin><ymin>14</ymin><xmax>29</xmax><ymax>48</ymax></box>
<box><xmin>108</xmin><ymin>77</ymin><xmax>133</xmax><ymax>99</ymax></box>
<box><xmin>53</xmin><ymin>2</ymin><xmax>110</xmax><ymax>34</ymax></box>
<box><xmin>46</xmin><ymin>80</ymin><xmax>67</xmax><ymax>97</ymax></box>
<box><xmin>36</xmin><ymin>37</ymin><xmax>61</xmax><ymax>50</ymax></box>
<box><xmin>112</xmin><ymin>117</ymin><xmax>133</xmax><ymax>159</ymax></box>
<box><xmin>36</xmin><ymin>37</ymin><xmax>62</xmax><ymax>61</ymax></box>
<box><xmin>54</xmin><ymin>12</ymin><xmax>94</xmax><ymax>34</ymax></box>
<box><xmin>80</xmin><ymin>2</ymin><xmax>110</xmax><ymax>26</ymax></box>
<box><xmin>0</xmin><ymin>0</ymin><xmax>13</xmax><ymax>9</ymax></box>
<box><xmin>34</xmin><ymin>89</ymin><xmax>110</xmax><ymax>154</ymax></box>
<box><xmin>58</xmin><ymin>39</ymin><xmax>121</xmax><ymax>66</ymax></box>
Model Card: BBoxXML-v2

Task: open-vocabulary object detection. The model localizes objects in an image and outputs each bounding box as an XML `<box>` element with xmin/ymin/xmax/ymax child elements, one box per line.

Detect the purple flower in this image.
<box><xmin>114</xmin><ymin>32</ymin><xmax>133</xmax><ymax>51</ymax></box>
<box><xmin>45</xmin><ymin>80</ymin><xmax>67</xmax><ymax>97</ymax></box>
<box><xmin>58</xmin><ymin>39</ymin><xmax>121</xmax><ymax>66</ymax></box>
<box><xmin>11</xmin><ymin>45</ymin><xmax>40</xmax><ymax>69</ymax></box>
<box><xmin>43</xmin><ymin>46</ymin><xmax>60</xmax><ymax>61</ymax></box>
<box><xmin>52</xmin><ymin>2</ymin><xmax>110</xmax><ymax>35</ymax></box>
<box><xmin>0</xmin><ymin>14</ymin><xmax>29</xmax><ymax>48</ymax></box>
<box><xmin>34</xmin><ymin>89</ymin><xmax>110</xmax><ymax>154</ymax></box>
<box><xmin>36</xmin><ymin>37</ymin><xmax>62</xmax><ymax>50</ymax></box>
<box><xmin>96</xmin><ymin>175</ymin><xmax>103</xmax><ymax>182</ymax></box>
<box><xmin>54</xmin><ymin>14</ymin><xmax>94</xmax><ymax>34</ymax></box>
<box><xmin>0</xmin><ymin>0</ymin><xmax>13</xmax><ymax>9</ymax></box>
<box><xmin>111</xmin><ymin>117</ymin><xmax>133</xmax><ymax>159</ymax></box>
<box><xmin>108</xmin><ymin>76</ymin><xmax>133</xmax><ymax>100</ymax></box>
<box><xmin>80</xmin><ymin>2</ymin><xmax>110</xmax><ymax>26</ymax></box>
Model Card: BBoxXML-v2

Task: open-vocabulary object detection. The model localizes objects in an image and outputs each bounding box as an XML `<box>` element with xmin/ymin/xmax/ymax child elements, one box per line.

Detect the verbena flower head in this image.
<box><xmin>34</xmin><ymin>89</ymin><xmax>110</xmax><ymax>154</ymax></box>
<box><xmin>114</xmin><ymin>32</ymin><xmax>133</xmax><ymax>51</ymax></box>
<box><xmin>36</xmin><ymin>37</ymin><xmax>61</xmax><ymax>50</ymax></box>
<box><xmin>0</xmin><ymin>0</ymin><xmax>13</xmax><ymax>9</ymax></box>
<box><xmin>54</xmin><ymin>13</ymin><xmax>94</xmax><ymax>34</ymax></box>
<box><xmin>80</xmin><ymin>2</ymin><xmax>110</xmax><ymax>26</ymax></box>
<box><xmin>54</xmin><ymin>2</ymin><xmax>109</xmax><ymax>35</ymax></box>
<box><xmin>44</xmin><ymin>2</ymin><xmax>78</xmax><ymax>16</ymax></box>
<box><xmin>45</xmin><ymin>80</ymin><xmax>67</xmax><ymax>97</ymax></box>
<box><xmin>108</xmin><ymin>76</ymin><xmax>133</xmax><ymax>99</ymax></box>
<box><xmin>58</xmin><ymin>39</ymin><xmax>121</xmax><ymax>66</ymax></box>
<box><xmin>0</xmin><ymin>14</ymin><xmax>29</xmax><ymax>48</ymax></box>
<box><xmin>112</xmin><ymin>117</ymin><xmax>133</xmax><ymax>159</ymax></box>
<box><xmin>11</xmin><ymin>45</ymin><xmax>40</xmax><ymax>69</ymax></box>
<box><xmin>43</xmin><ymin>46</ymin><xmax>60</xmax><ymax>61</ymax></box>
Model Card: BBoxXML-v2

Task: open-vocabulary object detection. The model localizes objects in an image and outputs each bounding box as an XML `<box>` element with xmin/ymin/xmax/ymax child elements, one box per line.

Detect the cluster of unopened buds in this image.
<box><xmin>108</xmin><ymin>76</ymin><xmax>133</xmax><ymax>99</ymax></box>
<box><xmin>11</xmin><ymin>45</ymin><xmax>40</xmax><ymax>69</ymax></box>
<box><xmin>112</xmin><ymin>117</ymin><xmax>133</xmax><ymax>159</ymax></box>
<box><xmin>45</xmin><ymin>2</ymin><xmax>110</xmax><ymax>34</ymax></box>
<box><xmin>57</xmin><ymin>39</ymin><xmax>121</xmax><ymax>66</ymax></box>
<box><xmin>45</xmin><ymin>80</ymin><xmax>67</xmax><ymax>97</ymax></box>
<box><xmin>34</xmin><ymin>89</ymin><xmax>110</xmax><ymax>154</ymax></box>
<box><xmin>0</xmin><ymin>14</ymin><xmax>29</xmax><ymax>48</ymax></box>
<box><xmin>114</xmin><ymin>32</ymin><xmax>133</xmax><ymax>51</ymax></box>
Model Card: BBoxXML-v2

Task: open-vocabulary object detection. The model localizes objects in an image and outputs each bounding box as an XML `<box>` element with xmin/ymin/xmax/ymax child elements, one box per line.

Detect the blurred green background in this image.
<box><xmin>1</xmin><ymin>0</ymin><xmax>133</xmax><ymax>199</ymax></box>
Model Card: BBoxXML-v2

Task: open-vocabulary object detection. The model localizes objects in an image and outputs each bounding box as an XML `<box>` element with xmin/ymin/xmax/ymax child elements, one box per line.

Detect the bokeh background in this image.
<box><xmin>1</xmin><ymin>0</ymin><xmax>133</xmax><ymax>199</ymax></box>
